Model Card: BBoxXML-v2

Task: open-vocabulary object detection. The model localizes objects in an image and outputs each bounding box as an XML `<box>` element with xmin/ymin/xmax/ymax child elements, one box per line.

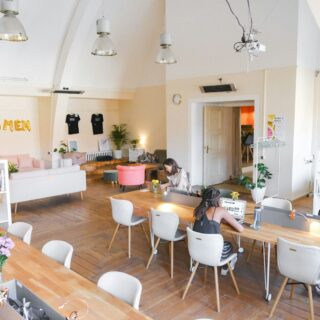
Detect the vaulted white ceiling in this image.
<box><xmin>0</xmin><ymin>0</ymin><xmax>319</xmax><ymax>94</ymax></box>
<box><xmin>0</xmin><ymin>0</ymin><xmax>165</xmax><ymax>92</ymax></box>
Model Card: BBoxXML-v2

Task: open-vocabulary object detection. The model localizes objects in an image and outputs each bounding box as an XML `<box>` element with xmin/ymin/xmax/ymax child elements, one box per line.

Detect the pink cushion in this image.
<box><xmin>117</xmin><ymin>165</ymin><xmax>145</xmax><ymax>186</ymax></box>
<box><xmin>1</xmin><ymin>155</ymin><xmax>19</xmax><ymax>166</ymax></box>
<box><xmin>18</xmin><ymin>154</ymin><xmax>33</xmax><ymax>168</ymax></box>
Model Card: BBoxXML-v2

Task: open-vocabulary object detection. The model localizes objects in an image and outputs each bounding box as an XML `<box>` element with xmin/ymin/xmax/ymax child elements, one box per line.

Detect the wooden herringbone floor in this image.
<box><xmin>12</xmin><ymin>181</ymin><xmax>319</xmax><ymax>320</ymax></box>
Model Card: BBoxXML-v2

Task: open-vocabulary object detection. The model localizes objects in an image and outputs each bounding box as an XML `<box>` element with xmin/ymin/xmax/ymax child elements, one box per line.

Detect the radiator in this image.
<box><xmin>86</xmin><ymin>150</ymin><xmax>113</xmax><ymax>161</ymax></box>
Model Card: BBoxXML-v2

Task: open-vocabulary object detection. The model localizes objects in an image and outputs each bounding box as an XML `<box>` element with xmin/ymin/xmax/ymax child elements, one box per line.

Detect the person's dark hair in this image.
<box><xmin>163</xmin><ymin>158</ymin><xmax>180</xmax><ymax>175</ymax></box>
<box><xmin>194</xmin><ymin>187</ymin><xmax>221</xmax><ymax>220</ymax></box>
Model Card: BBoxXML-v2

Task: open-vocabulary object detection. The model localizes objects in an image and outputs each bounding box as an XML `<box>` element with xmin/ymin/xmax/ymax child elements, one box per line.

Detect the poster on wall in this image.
<box><xmin>267</xmin><ymin>114</ymin><xmax>275</xmax><ymax>138</ymax></box>
<box><xmin>267</xmin><ymin>114</ymin><xmax>285</xmax><ymax>141</ymax></box>
<box><xmin>274</xmin><ymin>116</ymin><xmax>285</xmax><ymax>141</ymax></box>
<box><xmin>68</xmin><ymin>140</ymin><xmax>78</xmax><ymax>152</ymax></box>
<box><xmin>98</xmin><ymin>137</ymin><xmax>111</xmax><ymax>151</ymax></box>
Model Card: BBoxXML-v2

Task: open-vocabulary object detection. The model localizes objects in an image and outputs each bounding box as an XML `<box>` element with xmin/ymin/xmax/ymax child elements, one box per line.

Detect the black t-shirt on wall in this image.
<box><xmin>91</xmin><ymin>113</ymin><xmax>104</xmax><ymax>135</ymax></box>
<box><xmin>66</xmin><ymin>114</ymin><xmax>80</xmax><ymax>135</ymax></box>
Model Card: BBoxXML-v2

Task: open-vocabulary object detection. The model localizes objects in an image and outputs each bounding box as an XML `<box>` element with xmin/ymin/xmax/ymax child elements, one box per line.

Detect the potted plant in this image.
<box><xmin>110</xmin><ymin>124</ymin><xmax>129</xmax><ymax>159</ymax></box>
<box><xmin>130</xmin><ymin>138</ymin><xmax>140</xmax><ymax>149</ymax></box>
<box><xmin>8</xmin><ymin>162</ymin><xmax>19</xmax><ymax>174</ymax></box>
<box><xmin>238</xmin><ymin>163</ymin><xmax>272</xmax><ymax>203</ymax></box>
<box><xmin>53</xmin><ymin>141</ymin><xmax>69</xmax><ymax>168</ymax></box>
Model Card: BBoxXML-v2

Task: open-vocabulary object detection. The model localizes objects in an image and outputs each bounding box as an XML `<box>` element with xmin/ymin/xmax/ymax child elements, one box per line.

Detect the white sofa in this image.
<box><xmin>10</xmin><ymin>165</ymin><xmax>86</xmax><ymax>212</ymax></box>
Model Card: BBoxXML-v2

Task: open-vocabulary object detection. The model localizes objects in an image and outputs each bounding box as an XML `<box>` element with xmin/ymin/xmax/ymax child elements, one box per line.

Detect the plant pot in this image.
<box><xmin>113</xmin><ymin>150</ymin><xmax>122</xmax><ymax>159</ymax></box>
<box><xmin>52</xmin><ymin>152</ymin><xmax>61</xmax><ymax>169</ymax></box>
<box><xmin>251</xmin><ymin>187</ymin><xmax>266</xmax><ymax>203</ymax></box>
<box><xmin>61</xmin><ymin>158</ymin><xmax>72</xmax><ymax>167</ymax></box>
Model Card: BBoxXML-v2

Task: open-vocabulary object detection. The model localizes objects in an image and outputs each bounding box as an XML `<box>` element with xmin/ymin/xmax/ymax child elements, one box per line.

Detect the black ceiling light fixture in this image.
<box><xmin>225</xmin><ymin>0</ymin><xmax>266</xmax><ymax>61</ymax></box>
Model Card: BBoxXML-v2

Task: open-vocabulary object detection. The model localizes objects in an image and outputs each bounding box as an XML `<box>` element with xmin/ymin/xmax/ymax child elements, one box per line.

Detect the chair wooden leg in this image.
<box><xmin>108</xmin><ymin>224</ymin><xmax>120</xmax><ymax>251</ymax></box>
<box><xmin>308</xmin><ymin>284</ymin><xmax>314</xmax><ymax>320</ymax></box>
<box><xmin>128</xmin><ymin>226</ymin><xmax>131</xmax><ymax>258</ymax></box>
<box><xmin>227</xmin><ymin>262</ymin><xmax>240</xmax><ymax>295</ymax></box>
<box><xmin>170</xmin><ymin>241</ymin><xmax>174</xmax><ymax>278</ymax></box>
<box><xmin>204</xmin><ymin>266</ymin><xmax>208</xmax><ymax>285</ymax></box>
<box><xmin>269</xmin><ymin>277</ymin><xmax>288</xmax><ymax>319</ymax></box>
<box><xmin>146</xmin><ymin>237</ymin><xmax>161</xmax><ymax>269</ymax></box>
<box><xmin>80</xmin><ymin>191</ymin><xmax>84</xmax><ymax>200</ymax></box>
<box><xmin>182</xmin><ymin>261</ymin><xmax>199</xmax><ymax>299</ymax></box>
<box><xmin>246</xmin><ymin>240</ymin><xmax>256</xmax><ymax>263</ymax></box>
<box><xmin>140</xmin><ymin>223</ymin><xmax>149</xmax><ymax>243</ymax></box>
<box><xmin>214</xmin><ymin>266</ymin><xmax>220</xmax><ymax>312</ymax></box>
<box><xmin>290</xmin><ymin>283</ymin><xmax>295</xmax><ymax>299</ymax></box>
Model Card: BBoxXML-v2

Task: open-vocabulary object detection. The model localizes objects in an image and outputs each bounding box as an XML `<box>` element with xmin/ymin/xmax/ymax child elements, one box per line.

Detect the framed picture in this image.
<box><xmin>98</xmin><ymin>137</ymin><xmax>111</xmax><ymax>151</ymax></box>
<box><xmin>68</xmin><ymin>140</ymin><xmax>78</xmax><ymax>152</ymax></box>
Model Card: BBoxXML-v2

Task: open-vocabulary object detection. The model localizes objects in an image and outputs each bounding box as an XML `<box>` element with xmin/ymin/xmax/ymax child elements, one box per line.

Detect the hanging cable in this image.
<box><xmin>247</xmin><ymin>0</ymin><xmax>253</xmax><ymax>37</ymax></box>
<box><xmin>225</xmin><ymin>0</ymin><xmax>245</xmax><ymax>38</ymax></box>
<box><xmin>224</xmin><ymin>0</ymin><xmax>266</xmax><ymax>60</ymax></box>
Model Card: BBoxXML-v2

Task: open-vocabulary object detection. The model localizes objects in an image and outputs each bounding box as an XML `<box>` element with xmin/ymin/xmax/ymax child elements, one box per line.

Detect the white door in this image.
<box><xmin>203</xmin><ymin>107</ymin><xmax>232</xmax><ymax>185</ymax></box>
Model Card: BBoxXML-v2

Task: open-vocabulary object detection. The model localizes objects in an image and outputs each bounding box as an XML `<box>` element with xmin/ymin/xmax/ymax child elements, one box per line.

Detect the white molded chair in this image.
<box><xmin>146</xmin><ymin>209</ymin><xmax>186</xmax><ymax>278</ymax></box>
<box><xmin>97</xmin><ymin>271</ymin><xmax>142</xmax><ymax>310</ymax></box>
<box><xmin>42</xmin><ymin>240</ymin><xmax>74</xmax><ymax>269</ymax></box>
<box><xmin>261</xmin><ymin>197</ymin><xmax>292</xmax><ymax>211</ymax></box>
<box><xmin>269</xmin><ymin>238</ymin><xmax>320</xmax><ymax>320</ymax></box>
<box><xmin>109</xmin><ymin>198</ymin><xmax>148</xmax><ymax>258</ymax></box>
<box><xmin>8</xmin><ymin>222</ymin><xmax>33</xmax><ymax>245</ymax></box>
<box><xmin>247</xmin><ymin>197</ymin><xmax>293</xmax><ymax>263</ymax></box>
<box><xmin>182</xmin><ymin>227</ymin><xmax>240</xmax><ymax>312</ymax></box>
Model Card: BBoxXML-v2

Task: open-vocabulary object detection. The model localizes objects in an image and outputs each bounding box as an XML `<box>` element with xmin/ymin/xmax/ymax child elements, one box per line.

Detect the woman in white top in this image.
<box><xmin>161</xmin><ymin>158</ymin><xmax>192</xmax><ymax>193</ymax></box>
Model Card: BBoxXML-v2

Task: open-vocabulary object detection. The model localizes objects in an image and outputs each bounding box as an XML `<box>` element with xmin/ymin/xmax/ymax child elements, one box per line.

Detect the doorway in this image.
<box><xmin>240</xmin><ymin>106</ymin><xmax>254</xmax><ymax>173</ymax></box>
<box><xmin>188</xmin><ymin>96</ymin><xmax>259</xmax><ymax>187</ymax></box>
<box><xmin>203</xmin><ymin>105</ymin><xmax>242</xmax><ymax>186</ymax></box>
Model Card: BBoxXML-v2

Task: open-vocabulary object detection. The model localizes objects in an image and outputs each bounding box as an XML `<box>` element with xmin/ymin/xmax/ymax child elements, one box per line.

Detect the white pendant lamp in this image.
<box><xmin>91</xmin><ymin>17</ymin><xmax>117</xmax><ymax>56</ymax></box>
<box><xmin>0</xmin><ymin>0</ymin><xmax>27</xmax><ymax>41</ymax></box>
<box><xmin>155</xmin><ymin>32</ymin><xmax>177</xmax><ymax>64</ymax></box>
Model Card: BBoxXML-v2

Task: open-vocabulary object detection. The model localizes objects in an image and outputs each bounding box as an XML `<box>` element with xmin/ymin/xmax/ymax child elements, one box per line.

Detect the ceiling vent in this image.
<box><xmin>200</xmin><ymin>83</ymin><xmax>236</xmax><ymax>93</ymax></box>
<box><xmin>52</xmin><ymin>87</ymin><xmax>84</xmax><ymax>94</ymax></box>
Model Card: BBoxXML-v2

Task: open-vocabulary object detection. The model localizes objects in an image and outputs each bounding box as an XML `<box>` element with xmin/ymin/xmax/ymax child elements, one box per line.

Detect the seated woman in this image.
<box><xmin>193</xmin><ymin>187</ymin><xmax>244</xmax><ymax>275</ymax></box>
<box><xmin>160</xmin><ymin>158</ymin><xmax>191</xmax><ymax>194</ymax></box>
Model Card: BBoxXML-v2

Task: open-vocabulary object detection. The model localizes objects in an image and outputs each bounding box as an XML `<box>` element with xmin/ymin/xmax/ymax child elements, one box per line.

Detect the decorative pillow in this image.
<box><xmin>18</xmin><ymin>155</ymin><xmax>33</xmax><ymax>168</ymax></box>
<box><xmin>146</xmin><ymin>152</ymin><xmax>159</xmax><ymax>163</ymax></box>
<box><xmin>1</xmin><ymin>155</ymin><xmax>19</xmax><ymax>166</ymax></box>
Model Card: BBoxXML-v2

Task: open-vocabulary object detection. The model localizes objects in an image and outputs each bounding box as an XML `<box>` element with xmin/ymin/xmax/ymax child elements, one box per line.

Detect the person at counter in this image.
<box><xmin>193</xmin><ymin>187</ymin><xmax>244</xmax><ymax>275</ymax></box>
<box><xmin>160</xmin><ymin>158</ymin><xmax>192</xmax><ymax>194</ymax></box>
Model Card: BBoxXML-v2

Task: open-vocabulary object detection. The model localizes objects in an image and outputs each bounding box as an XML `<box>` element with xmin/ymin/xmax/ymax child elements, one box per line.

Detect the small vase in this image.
<box><xmin>0</xmin><ymin>266</ymin><xmax>3</xmax><ymax>283</ymax></box>
<box><xmin>152</xmin><ymin>184</ymin><xmax>158</xmax><ymax>194</ymax></box>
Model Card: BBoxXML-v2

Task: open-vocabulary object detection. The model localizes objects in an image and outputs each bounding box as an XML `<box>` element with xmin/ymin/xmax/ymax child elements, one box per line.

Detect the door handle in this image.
<box><xmin>204</xmin><ymin>145</ymin><xmax>209</xmax><ymax>153</ymax></box>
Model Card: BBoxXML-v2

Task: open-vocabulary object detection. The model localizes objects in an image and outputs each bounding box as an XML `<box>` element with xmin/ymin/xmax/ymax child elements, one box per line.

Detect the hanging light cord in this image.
<box><xmin>225</xmin><ymin>0</ymin><xmax>255</xmax><ymax>52</ymax></box>
<box><xmin>225</xmin><ymin>0</ymin><xmax>246</xmax><ymax>38</ymax></box>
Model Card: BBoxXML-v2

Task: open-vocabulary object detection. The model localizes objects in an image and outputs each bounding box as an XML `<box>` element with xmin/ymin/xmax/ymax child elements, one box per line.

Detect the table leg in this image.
<box><xmin>236</xmin><ymin>235</ymin><xmax>244</xmax><ymax>253</ymax></box>
<box><xmin>262</xmin><ymin>241</ymin><xmax>272</xmax><ymax>301</ymax></box>
<box><xmin>148</xmin><ymin>210</ymin><xmax>155</xmax><ymax>252</ymax></box>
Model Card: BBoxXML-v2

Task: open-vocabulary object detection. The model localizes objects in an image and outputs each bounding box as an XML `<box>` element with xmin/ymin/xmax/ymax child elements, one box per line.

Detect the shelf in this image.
<box><xmin>252</xmin><ymin>138</ymin><xmax>285</xmax><ymax>148</ymax></box>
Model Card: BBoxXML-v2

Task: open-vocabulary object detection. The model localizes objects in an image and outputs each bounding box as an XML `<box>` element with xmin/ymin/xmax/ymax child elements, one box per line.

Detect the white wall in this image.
<box><xmin>0</xmin><ymin>97</ymin><xmax>41</xmax><ymax>158</ymax></box>
<box><xmin>166</xmin><ymin>67</ymin><xmax>300</xmax><ymax>199</ymax></box>
<box><xmin>67</xmin><ymin>98</ymin><xmax>120</xmax><ymax>153</ymax></box>
<box><xmin>292</xmin><ymin>67</ymin><xmax>315</xmax><ymax>198</ymax></box>
<box><xmin>297</xmin><ymin>0</ymin><xmax>320</xmax><ymax>69</ymax></box>
<box><xmin>119</xmin><ymin>85</ymin><xmax>166</xmax><ymax>153</ymax></box>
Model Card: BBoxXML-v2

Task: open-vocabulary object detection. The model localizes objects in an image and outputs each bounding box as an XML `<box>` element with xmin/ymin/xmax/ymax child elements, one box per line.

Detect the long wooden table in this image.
<box><xmin>3</xmin><ymin>233</ymin><xmax>151</xmax><ymax>319</ymax></box>
<box><xmin>113</xmin><ymin>189</ymin><xmax>320</xmax><ymax>301</ymax></box>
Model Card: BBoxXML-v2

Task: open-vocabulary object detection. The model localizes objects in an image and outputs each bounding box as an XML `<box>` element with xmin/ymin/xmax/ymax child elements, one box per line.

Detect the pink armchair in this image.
<box><xmin>117</xmin><ymin>165</ymin><xmax>145</xmax><ymax>192</ymax></box>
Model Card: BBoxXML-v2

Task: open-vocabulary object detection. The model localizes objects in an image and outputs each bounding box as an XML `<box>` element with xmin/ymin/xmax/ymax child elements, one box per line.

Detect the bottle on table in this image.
<box><xmin>253</xmin><ymin>206</ymin><xmax>262</xmax><ymax>230</ymax></box>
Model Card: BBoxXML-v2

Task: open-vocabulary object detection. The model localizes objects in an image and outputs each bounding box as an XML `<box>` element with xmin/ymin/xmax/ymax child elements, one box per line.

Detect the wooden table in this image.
<box><xmin>113</xmin><ymin>189</ymin><xmax>320</xmax><ymax>301</ymax></box>
<box><xmin>4</xmin><ymin>233</ymin><xmax>151</xmax><ymax>319</ymax></box>
<box><xmin>81</xmin><ymin>159</ymin><xmax>129</xmax><ymax>182</ymax></box>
